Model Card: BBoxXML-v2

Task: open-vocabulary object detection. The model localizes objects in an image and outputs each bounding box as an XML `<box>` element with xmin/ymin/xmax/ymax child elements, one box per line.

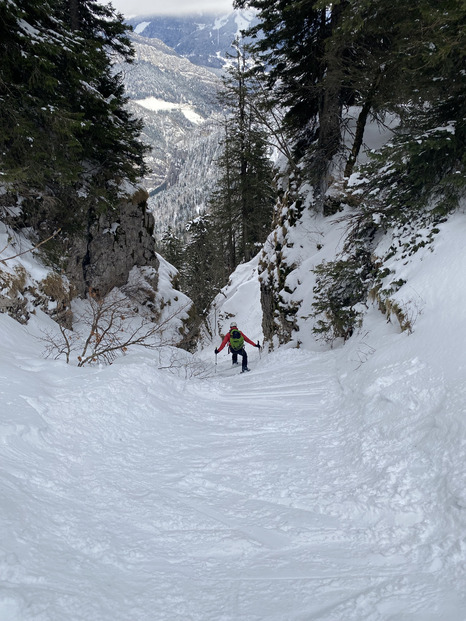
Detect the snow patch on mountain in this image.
<box><xmin>234</xmin><ymin>8</ymin><xmax>256</xmax><ymax>35</ymax></box>
<box><xmin>213</xmin><ymin>15</ymin><xmax>229</xmax><ymax>30</ymax></box>
<box><xmin>134</xmin><ymin>96</ymin><xmax>205</xmax><ymax>124</ymax></box>
<box><xmin>133</xmin><ymin>21</ymin><xmax>150</xmax><ymax>34</ymax></box>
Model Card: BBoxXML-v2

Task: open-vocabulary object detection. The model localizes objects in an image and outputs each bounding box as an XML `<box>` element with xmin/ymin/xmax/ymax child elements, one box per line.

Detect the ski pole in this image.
<box><xmin>215</xmin><ymin>351</ymin><xmax>217</xmax><ymax>373</ymax></box>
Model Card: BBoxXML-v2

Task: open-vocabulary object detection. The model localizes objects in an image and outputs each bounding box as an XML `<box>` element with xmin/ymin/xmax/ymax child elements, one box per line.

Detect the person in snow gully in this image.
<box><xmin>215</xmin><ymin>322</ymin><xmax>260</xmax><ymax>372</ymax></box>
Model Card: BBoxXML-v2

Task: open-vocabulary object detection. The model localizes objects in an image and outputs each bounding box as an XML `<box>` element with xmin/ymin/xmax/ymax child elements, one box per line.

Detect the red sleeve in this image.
<box><xmin>217</xmin><ymin>332</ymin><xmax>231</xmax><ymax>352</ymax></box>
<box><xmin>241</xmin><ymin>332</ymin><xmax>256</xmax><ymax>347</ymax></box>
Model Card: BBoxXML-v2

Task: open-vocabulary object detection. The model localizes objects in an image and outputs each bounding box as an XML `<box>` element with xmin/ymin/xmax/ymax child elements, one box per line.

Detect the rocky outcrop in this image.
<box><xmin>0</xmin><ymin>186</ymin><xmax>161</xmax><ymax>325</ymax></box>
<box><xmin>64</xmin><ymin>188</ymin><xmax>159</xmax><ymax>298</ymax></box>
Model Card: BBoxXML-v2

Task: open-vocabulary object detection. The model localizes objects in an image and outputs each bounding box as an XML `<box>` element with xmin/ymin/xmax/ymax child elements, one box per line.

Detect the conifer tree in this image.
<box><xmin>335</xmin><ymin>0</ymin><xmax>465</xmax><ymax>200</ymax></box>
<box><xmin>235</xmin><ymin>0</ymin><xmax>465</xmax><ymax>195</ymax></box>
<box><xmin>0</xmin><ymin>0</ymin><xmax>83</xmax><ymax>187</ymax></box>
<box><xmin>182</xmin><ymin>215</ymin><xmax>222</xmax><ymax>317</ymax></box>
<box><xmin>56</xmin><ymin>0</ymin><xmax>148</xmax><ymax>184</ymax></box>
<box><xmin>160</xmin><ymin>228</ymin><xmax>185</xmax><ymax>272</ymax></box>
<box><xmin>234</xmin><ymin>0</ymin><xmax>349</xmax><ymax>198</ymax></box>
<box><xmin>209</xmin><ymin>42</ymin><xmax>275</xmax><ymax>274</ymax></box>
<box><xmin>208</xmin><ymin>119</ymin><xmax>239</xmax><ymax>277</ymax></box>
<box><xmin>0</xmin><ymin>0</ymin><xmax>148</xmax><ymax>232</ymax></box>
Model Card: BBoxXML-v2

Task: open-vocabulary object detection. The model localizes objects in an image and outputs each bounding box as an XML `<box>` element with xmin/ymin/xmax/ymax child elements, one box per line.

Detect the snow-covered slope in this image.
<box><xmin>1</xmin><ymin>204</ymin><xmax>466</xmax><ymax>619</ymax></box>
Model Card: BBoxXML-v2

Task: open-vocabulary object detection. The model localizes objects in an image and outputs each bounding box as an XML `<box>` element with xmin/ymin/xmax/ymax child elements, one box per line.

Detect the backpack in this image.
<box><xmin>229</xmin><ymin>329</ymin><xmax>244</xmax><ymax>351</ymax></box>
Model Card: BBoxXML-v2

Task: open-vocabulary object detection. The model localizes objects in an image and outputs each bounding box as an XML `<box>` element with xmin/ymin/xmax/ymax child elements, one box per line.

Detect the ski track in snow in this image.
<box><xmin>1</xmin><ymin>345</ymin><xmax>465</xmax><ymax>620</ymax></box>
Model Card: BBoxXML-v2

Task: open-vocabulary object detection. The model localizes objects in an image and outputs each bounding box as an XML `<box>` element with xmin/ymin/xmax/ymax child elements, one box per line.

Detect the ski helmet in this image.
<box><xmin>230</xmin><ymin>321</ymin><xmax>237</xmax><ymax>328</ymax></box>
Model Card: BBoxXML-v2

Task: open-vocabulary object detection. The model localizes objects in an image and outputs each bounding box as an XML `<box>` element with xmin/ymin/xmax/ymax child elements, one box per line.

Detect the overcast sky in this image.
<box><xmin>107</xmin><ymin>0</ymin><xmax>235</xmax><ymax>17</ymax></box>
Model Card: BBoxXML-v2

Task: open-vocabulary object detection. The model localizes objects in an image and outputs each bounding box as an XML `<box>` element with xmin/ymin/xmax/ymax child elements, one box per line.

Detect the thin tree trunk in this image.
<box><xmin>313</xmin><ymin>3</ymin><xmax>348</xmax><ymax>208</ymax></box>
<box><xmin>314</xmin><ymin>79</ymin><xmax>342</xmax><ymax>205</ymax></box>
<box><xmin>344</xmin><ymin>69</ymin><xmax>383</xmax><ymax>178</ymax></box>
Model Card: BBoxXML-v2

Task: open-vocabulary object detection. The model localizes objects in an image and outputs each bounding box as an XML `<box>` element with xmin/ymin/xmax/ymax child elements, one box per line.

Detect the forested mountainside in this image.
<box><xmin>126</xmin><ymin>10</ymin><xmax>257</xmax><ymax>71</ymax></box>
<box><xmin>114</xmin><ymin>33</ymin><xmax>224</xmax><ymax>237</ymax></box>
<box><xmin>147</xmin><ymin>122</ymin><xmax>223</xmax><ymax>239</ymax></box>
<box><xmin>120</xmin><ymin>34</ymin><xmax>220</xmax><ymax>108</ymax></box>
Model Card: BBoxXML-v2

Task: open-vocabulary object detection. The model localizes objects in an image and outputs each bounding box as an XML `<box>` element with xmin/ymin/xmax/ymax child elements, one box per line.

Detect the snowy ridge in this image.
<box><xmin>126</xmin><ymin>11</ymin><xmax>258</xmax><ymax>71</ymax></box>
<box><xmin>128</xmin><ymin>34</ymin><xmax>219</xmax><ymax>96</ymax></box>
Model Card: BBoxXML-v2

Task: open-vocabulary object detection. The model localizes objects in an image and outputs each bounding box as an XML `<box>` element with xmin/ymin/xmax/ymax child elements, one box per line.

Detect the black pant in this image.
<box><xmin>231</xmin><ymin>347</ymin><xmax>248</xmax><ymax>370</ymax></box>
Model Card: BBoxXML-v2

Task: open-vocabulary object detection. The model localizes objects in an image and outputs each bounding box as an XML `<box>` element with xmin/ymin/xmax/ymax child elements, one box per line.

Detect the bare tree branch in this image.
<box><xmin>1</xmin><ymin>229</ymin><xmax>61</xmax><ymax>264</ymax></box>
<box><xmin>40</xmin><ymin>288</ymin><xmax>191</xmax><ymax>367</ymax></box>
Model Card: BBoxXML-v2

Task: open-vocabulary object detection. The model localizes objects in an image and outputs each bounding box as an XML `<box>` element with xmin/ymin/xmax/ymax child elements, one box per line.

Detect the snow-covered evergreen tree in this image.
<box><xmin>0</xmin><ymin>0</ymin><xmax>148</xmax><ymax>234</ymax></box>
<box><xmin>233</xmin><ymin>0</ymin><xmax>465</xmax><ymax>345</ymax></box>
<box><xmin>208</xmin><ymin>42</ymin><xmax>276</xmax><ymax>276</ymax></box>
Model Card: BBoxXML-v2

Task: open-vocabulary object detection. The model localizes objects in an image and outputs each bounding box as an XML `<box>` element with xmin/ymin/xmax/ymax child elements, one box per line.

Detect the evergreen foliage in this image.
<box><xmin>311</xmin><ymin>0</ymin><xmax>466</xmax><ymax>342</ymax></box>
<box><xmin>178</xmin><ymin>41</ymin><xmax>277</xmax><ymax>324</ymax></box>
<box><xmin>312</xmin><ymin>253</ymin><xmax>373</xmax><ymax>343</ymax></box>
<box><xmin>0</xmin><ymin>0</ymin><xmax>149</xmax><ymax>234</ymax></box>
<box><xmin>182</xmin><ymin>215</ymin><xmax>222</xmax><ymax>317</ymax></box>
<box><xmin>208</xmin><ymin>42</ymin><xmax>276</xmax><ymax>275</ymax></box>
<box><xmin>234</xmin><ymin>0</ymin><xmax>351</xmax><ymax>193</ymax></box>
<box><xmin>160</xmin><ymin>228</ymin><xmax>185</xmax><ymax>272</ymax></box>
<box><xmin>236</xmin><ymin>0</ymin><xmax>465</xmax><ymax>344</ymax></box>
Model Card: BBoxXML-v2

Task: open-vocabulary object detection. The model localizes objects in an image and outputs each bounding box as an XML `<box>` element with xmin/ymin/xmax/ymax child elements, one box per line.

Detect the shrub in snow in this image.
<box><xmin>40</xmin><ymin>287</ymin><xmax>190</xmax><ymax>366</ymax></box>
<box><xmin>312</xmin><ymin>254</ymin><xmax>373</xmax><ymax>343</ymax></box>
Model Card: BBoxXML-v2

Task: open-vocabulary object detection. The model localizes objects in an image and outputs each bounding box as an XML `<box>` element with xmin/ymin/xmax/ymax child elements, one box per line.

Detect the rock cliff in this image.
<box><xmin>65</xmin><ymin>187</ymin><xmax>159</xmax><ymax>298</ymax></box>
<box><xmin>0</xmin><ymin>186</ymin><xmax>163</xmax><ymax>326</ymax></box>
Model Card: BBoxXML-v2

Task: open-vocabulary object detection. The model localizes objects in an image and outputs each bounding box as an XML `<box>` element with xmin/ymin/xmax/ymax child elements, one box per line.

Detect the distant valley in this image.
<box><xmin>115</xmin><ymin>32</ymin><xmax>223</xmax><ymax>239</ymax></box>
<box><xmin>115</xmin><ymin>11</ymin><xmax>258</xmax><ymax>240</ymax></box>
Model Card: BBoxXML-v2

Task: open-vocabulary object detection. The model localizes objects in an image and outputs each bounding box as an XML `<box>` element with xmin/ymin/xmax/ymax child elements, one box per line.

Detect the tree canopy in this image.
<box><xmin>234</xmin><ymin>0</ymin><xmax>465</xmax><ymax>198</ymax></box>
<box><xmin>233</xmin><ymin>0</ymin><xmax>465</xmax><ymax>344</ymax></box>
<box><xmin>0</xmin><ymin>0</ymin><xmax>149</xmax><ymax>232</ymax></box>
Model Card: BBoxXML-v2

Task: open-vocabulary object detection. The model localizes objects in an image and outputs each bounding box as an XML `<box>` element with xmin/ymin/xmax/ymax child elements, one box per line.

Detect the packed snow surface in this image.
<box><xmin>1</xmin><ymin>213</ymin><xmax>466</xmax><ymax>619</ymax></box>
